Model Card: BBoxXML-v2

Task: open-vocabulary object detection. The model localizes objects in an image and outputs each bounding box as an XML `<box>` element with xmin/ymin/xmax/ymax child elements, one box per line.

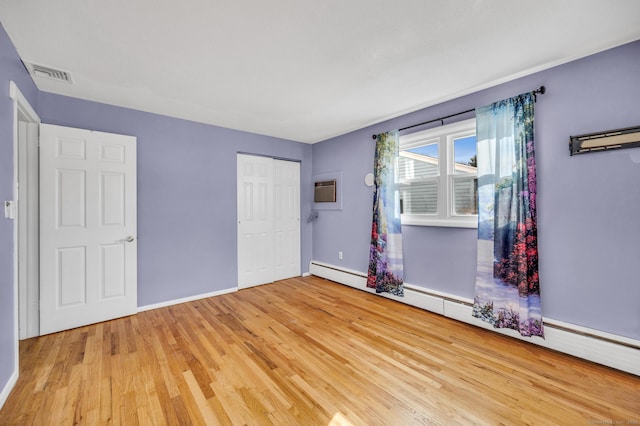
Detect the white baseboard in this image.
<box><xmin>0</xmin><ymin>369</ymin><xmax>18</xmax><ymax>410</ymax></box>
<box><xmin>309</xmin><ymin>260</ymin><xmax>640</xmax><ymax>376</ymax></box>
<box><xmin>137</xmin><ymin>287</ymin><xmax>238</xmax><ymax>312</ymax></box>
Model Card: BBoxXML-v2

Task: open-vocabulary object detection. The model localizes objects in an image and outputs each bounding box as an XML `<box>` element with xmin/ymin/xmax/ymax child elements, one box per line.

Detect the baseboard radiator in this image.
<box><xmin>309</xmin><ymin>260</ymin><xmax>640</xmax><ymax>376</ymax></box>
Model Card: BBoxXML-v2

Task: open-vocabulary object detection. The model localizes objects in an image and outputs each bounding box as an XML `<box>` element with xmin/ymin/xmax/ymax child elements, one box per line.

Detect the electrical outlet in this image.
<box><xmin>338</xmin><ymin>251</ymin><xmax>343</xmax><ymax>260</ymax></box>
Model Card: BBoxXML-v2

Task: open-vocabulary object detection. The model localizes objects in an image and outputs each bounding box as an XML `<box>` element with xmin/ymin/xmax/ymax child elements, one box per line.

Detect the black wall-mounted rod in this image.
<box><xmin>372</xmin><ymin>86</ymin><xmax>546</xmax><ymax>140</ymax></box>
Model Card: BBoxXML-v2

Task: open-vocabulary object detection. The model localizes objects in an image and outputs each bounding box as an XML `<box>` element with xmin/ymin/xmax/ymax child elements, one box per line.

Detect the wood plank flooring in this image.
<box><xmin>1</xmin><ymin>276</ymin><xmax>638</xmax><ymax>425</ymax></box>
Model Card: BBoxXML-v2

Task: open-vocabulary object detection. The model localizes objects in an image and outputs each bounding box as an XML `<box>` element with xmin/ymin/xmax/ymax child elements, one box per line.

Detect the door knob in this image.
<box><xmin>117</xmin><ymin>236</ymin><xmax>135</xmax><ymax>243</ymax></box>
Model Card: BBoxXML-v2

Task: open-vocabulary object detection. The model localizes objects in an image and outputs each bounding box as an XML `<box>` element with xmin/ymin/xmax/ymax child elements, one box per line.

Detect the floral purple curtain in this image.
<box><xmin>473</xmin><ymin>92</ymin><xmax>543</xmax><ymax>337</ymax></box>
<box><xmin>367</xmin><ymin>131</ymin><xmax>404</xmax><ymax>296</ymax></box>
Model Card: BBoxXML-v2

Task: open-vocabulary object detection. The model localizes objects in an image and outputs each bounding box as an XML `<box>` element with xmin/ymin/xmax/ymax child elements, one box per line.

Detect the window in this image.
<box><xmin>398</xmin><ymin>118</ymin><xmax>477</xmax><ymax>228</ymax></box>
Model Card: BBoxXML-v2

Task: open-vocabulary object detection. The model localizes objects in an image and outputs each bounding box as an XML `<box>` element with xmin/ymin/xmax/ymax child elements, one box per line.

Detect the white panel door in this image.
<box><xmin>39</xmin><ymin>124</ymin><xmax>137</xmax><ymax>335</ymax></box>
<box><xmin>237</xmin><ymin>154</ymin><xmax>274</xmax><ymax>288</ymax></box>
<box><xmin>273</xmin><ymin>160</ymin><xmax>300</xmax><ymax>281</ymax></box>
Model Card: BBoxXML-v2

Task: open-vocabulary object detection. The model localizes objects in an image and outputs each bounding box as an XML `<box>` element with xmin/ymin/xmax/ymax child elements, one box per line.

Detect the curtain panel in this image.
<box><xmin>367</xmin><ymin>131</ymin><xmax>404</xmax><ymax>296</ymax></box>
<box><xmin>473</xmin><ymin>92</ymin><xmax>543</xmax><ymax>338</ymax></box>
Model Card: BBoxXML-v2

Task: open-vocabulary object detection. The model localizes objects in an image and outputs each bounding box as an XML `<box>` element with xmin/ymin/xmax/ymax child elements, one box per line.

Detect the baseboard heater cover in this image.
<box><xmin>309</xmin><ymin>260</ymin><xmax>640</xmax><ymax>376</ymax></box>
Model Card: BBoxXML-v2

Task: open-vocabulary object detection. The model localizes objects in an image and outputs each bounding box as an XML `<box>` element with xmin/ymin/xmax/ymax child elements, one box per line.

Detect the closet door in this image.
<box><xmin>237</xmin><ymin>154</ymin><xmax>300</xmax><ymax>289</ymax></box>
<box><xmin>273</xmin><ymin>160</ymin><xmax>300</xmax><ymax>281</ymax></box>
<box><xmin>237</xmin><ymin>154</ymin><xmax>274</xmax><ymax>288</ymax></box>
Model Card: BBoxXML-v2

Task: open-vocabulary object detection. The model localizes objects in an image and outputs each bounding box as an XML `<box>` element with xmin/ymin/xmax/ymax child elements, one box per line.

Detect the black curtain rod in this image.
<box><xmin>372</xmin><ymin>86</ymin><xmax>546</xmax><ymax>140</ymax></box>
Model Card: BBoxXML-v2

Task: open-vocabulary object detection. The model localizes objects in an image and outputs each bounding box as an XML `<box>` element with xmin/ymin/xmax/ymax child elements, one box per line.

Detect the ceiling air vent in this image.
<box><xmin>23</xmin><ymin>62</ymin><xmax>73</xmax><ymax>83</ymax></box>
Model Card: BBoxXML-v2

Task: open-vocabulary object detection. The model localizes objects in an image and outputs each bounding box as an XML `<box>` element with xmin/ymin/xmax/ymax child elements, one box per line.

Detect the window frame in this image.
<box><xmin>398</xmin><ymin>118</ymin><xmax>478</xmax><ymax>228</ymax></box>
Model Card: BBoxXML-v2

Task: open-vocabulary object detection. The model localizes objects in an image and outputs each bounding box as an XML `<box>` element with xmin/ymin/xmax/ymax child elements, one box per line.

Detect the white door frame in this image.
<box><xmin>10</xmin><ymin>81</ymin><xmax>41</xmax><ymax>343</ymax></box>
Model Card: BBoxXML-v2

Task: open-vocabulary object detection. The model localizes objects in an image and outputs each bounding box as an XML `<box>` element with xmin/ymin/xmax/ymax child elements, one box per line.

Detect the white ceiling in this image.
<box><xmin>1</xmin><ymin>1</ymin><xmax>639</xmax><ymax>143</ymax></box>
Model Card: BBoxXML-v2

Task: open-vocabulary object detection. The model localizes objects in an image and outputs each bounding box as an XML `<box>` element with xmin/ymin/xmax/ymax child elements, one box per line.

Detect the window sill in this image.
<box><xmin>401</xmin><ymin>215</ymin><xmax>478</xmax><ymax>229</ymax></box>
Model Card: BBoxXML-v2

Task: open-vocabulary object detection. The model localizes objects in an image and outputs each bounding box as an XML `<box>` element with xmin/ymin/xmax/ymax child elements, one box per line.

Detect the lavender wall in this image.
<box><xmin>0</xmin><ymin>25</ymin><xmax>39</xmax><ymax>397</ymax></box>
<box><xmin>38</xmin><ymin>94</ymin><xmax>313</xmax><ymax>307</ymax></box>
<box><xmin>312</xmin><ymin>40</ymin><xmax>640</xmax><ymax>340</ymax></box>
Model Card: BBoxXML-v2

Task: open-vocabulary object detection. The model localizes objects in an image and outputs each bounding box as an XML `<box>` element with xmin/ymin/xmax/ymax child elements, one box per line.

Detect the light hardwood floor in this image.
<box><xmin>1</xmin><ymin>276</ymin><xmax>638</xmax><ymax>425</ymax></box>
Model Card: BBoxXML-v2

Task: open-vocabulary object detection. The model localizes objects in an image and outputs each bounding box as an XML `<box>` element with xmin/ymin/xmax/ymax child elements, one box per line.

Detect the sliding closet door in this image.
<box><xmin>237</xmin><ymin>154</ymin><xmax>274</xmax><ymax>288</ymax></box>
<box><xmin>237</xmin><ymin>154</ymin><xmax>300</xmax><ymax>289</ymax></box>
<box><xmin>273</xmin><ymin>160</ymin><xmax>300</xmax><ymax>281</ymax></box>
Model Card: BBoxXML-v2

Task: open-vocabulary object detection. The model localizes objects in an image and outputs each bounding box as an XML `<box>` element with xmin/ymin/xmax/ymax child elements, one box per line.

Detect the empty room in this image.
<box><xmin>0</xmin><ymin>1</ymin><xmax>639</xmax><ymax>424</ymax></box>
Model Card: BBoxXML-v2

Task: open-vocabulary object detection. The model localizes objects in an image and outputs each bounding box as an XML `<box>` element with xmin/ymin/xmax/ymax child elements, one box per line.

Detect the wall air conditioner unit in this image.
<box><xmin>569</xmin><ymin>125</ymin><xmax>640</xmax><ymax>155</ymax></box>
<box><xmin>314</xmin><ymin>180</ymin><xmax>336</xmax><ymax>203</ymax></box>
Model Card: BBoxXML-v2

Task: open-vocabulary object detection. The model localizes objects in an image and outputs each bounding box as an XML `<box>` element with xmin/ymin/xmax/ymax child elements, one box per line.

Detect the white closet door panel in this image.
<box><xmin>237</xmin><ymin>155</ymin><xmax>300</xmax><ymax>288</ymax></box>
<box><xmin>237</xmin><ymin>154</ymin><xmax>274</xmax><ymax>288</ymax></box>
<box><xmin>273</xmin><ymin>160</ymin><xmax>300</xmax><ymax>282</ymax></box>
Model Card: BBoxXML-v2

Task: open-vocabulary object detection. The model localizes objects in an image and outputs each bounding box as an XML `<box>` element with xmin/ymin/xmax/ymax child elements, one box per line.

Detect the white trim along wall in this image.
<box><xmin>137</xmin><ymin>287</ymin><xmax>237</xmax><ymax>313</ymax></box>
<box><xmin>2</xmin><ymin>81</ymin><xmax>40</xmax><ymax>410</ymax></box>
<box><xmin>0</xmin><ymin>370</ymin><xmax>18</xmax><ymax>412</ymax></box>
<box><xmin>309</xmin><ymin>260</ymin><xmax>640</xmax><ymax>376</ymax></box>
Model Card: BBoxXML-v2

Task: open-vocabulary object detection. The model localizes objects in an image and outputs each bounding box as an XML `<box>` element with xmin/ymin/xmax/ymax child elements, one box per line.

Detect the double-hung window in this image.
<box><xmin>398</xmin><ymin>118</ymin><xmax>477</xmax><ymax>228</ymax></box>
